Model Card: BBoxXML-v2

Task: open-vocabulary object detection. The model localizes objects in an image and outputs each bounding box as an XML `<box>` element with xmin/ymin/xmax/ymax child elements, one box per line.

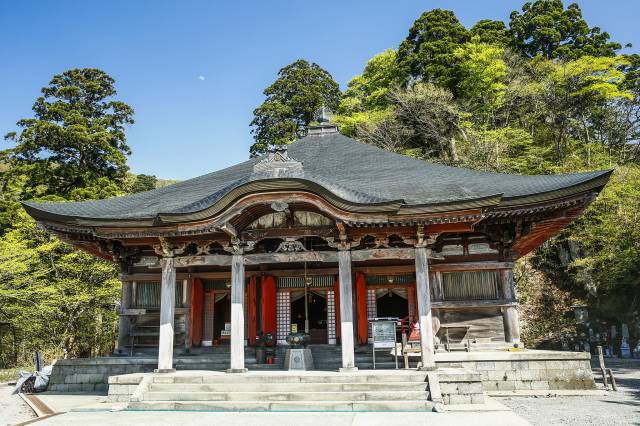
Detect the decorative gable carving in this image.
<box><xmin>252</xmin><ymin>148</ymin><xmax>304</xmax><ymax>179</ymax></box>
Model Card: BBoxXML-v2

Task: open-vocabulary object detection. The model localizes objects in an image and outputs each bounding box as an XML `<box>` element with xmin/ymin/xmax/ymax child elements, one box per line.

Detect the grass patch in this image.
<box><xmin>0</xmin><ymin>367</ymin><xmax>27</xmax><ymax>383</ymax></box>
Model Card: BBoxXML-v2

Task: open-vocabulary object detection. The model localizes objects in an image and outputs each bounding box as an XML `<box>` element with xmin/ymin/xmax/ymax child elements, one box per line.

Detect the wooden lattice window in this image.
<box><xmin>441</xmin><ymin>271</ymin><xmax>500</xmax><ymax>300</ymax></box>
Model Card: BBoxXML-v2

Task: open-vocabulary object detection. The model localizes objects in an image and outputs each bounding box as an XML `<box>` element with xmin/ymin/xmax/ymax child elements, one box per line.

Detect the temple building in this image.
<box><xmin>23</xmin><ymin>121</ymin><xmax>611</xmax><ymax>373</ymax></box>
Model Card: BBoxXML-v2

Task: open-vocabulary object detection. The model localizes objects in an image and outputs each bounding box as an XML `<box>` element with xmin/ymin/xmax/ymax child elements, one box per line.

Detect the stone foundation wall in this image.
<box><xmin>48</xmin><ymin>358</ymin><xmax>155</xmax><ymax>393</ymax></box>
<box><xmin>107</xmin><ymin>373</ymin><xmax>145</xmax><ymax>402</ymax></box>
<box><xmin>437</xmin><ymin>369</ymin><xmax>485</xmax><ymax>404</ymax></box>
<box><xmin>436</xmin><ymin>350</ymin><xmax>595</xmax><ymax>391</ymax></box>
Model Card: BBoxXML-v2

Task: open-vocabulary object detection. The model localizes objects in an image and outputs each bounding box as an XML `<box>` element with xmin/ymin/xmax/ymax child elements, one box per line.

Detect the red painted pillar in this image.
<box><xmin>334</xmin><ymin>276</ymin><xmax>341</xmax><ymax>340</ymax></box>
<box><xmin>261</xmin><ymin>276</ymin><xmax>277</xmax><ymax>336</ymax></box>
<box><xmin>247</xmin><ymin>276</ymin><xmax>257</xmax><ymax>345</ymax></box>
<box><xmin>189</xmin><ymin>278</ymin><xmax>204</xmax><ymax>346</ymax></box>
<box><xmin>408</xmin><ymin>284</ymin><xmax>417</xmax><ymax>322</ymax></box>
<box><xmin>356</xmin><ymin>272</ymin><xmax>368</xmax><ymax>345</ymax></box>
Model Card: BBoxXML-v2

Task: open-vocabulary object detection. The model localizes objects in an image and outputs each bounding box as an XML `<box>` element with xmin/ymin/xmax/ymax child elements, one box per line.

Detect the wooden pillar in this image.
<box><xmin>415</xmin><ymin>246</ymin><xmax>436</xmax><ymax>370</ymax></box>
<box><xmin>261</xmin><ymin>276</ymin><xmax>277</xmax><ymax>337</ymax></box>
<box><xmin>190</xmin><ymin>278</ymin><xmax>204</xmax><ymax>346</ymax></box>
<box><xmin>183</xmin><ymin>279</ymin><xmax>191</xmax><ymax>350</ymax></box>
<box><xmin>229</xmin><ymin>253</ymin><xmax>247</xmax><ymax>373</ymax></box>
<box><xmin>355</xmin><ymin>272</ymin><xmax>368</xmax><ymax>345</ymax></box>
<box><xmin>117</xmin><ymin>280</ymin><xmax>132</xmax><ymax>354</ymax></box>
<box><xmin>156</xmin><ymin>258</ymin><xmax>176</xmax><ymax>372</ymax></box>
<box><xmin>338</xmin><ymin>249</ymin><xmax>357</xmax><ymax>371</ymax></box>
<box><xmin>247</xmin><ymin>276</ymin><xmax>257</xmax><ymax>345</ymax></box>
<box><xmin>501</xmin><ymin>268</ymin><xmax>521</xmax><ymax>344</ymax></box>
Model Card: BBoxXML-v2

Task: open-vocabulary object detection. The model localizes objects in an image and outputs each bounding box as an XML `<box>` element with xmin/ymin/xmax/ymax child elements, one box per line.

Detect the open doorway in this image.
<box><xmin>213</xmin><ymin>294</ymin><xmax>230</xmax><ymax>343</ymax></box>
<box><xmin>291</xmin><ymin>290</ymin><xmax>327</xmax><ymax>343</ymax></box>
<box><xmin>376</xmin><ymin>288</ymin><xmax>408</xmax><ymax>319</ymax></box>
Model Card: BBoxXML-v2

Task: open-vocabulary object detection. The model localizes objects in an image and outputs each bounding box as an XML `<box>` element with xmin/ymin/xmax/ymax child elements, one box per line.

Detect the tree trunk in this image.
<box><xmin>449</xmin><ymin>136</ymin><xmax>459</xmax><ymax>163</ymax></box>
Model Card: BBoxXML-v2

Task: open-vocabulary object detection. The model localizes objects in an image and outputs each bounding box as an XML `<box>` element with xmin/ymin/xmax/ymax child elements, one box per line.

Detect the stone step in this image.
<box><xmin>128</xmin><ymin>400</ymin><xmax>435</xmax><ymax>412</ymax></box>
<box><xmin>143</xmin><ymin>390</ymin><xmax>430</xmax><ymax>402</ymax></box>
<box><xmin>153</xmin><ymin>373</ymin><xmax>428</xmax><ymax>385</ymax></box>
<box><xmin>149</xmin><ymin>381</ymin><xmax>429</xmax><ymax>393</ymax></box>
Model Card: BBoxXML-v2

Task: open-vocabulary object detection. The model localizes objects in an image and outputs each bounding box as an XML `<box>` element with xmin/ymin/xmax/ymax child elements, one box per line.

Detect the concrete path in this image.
<box><xmin>0</xmin><ymin>383</ymin><xmax>36</xmax><ymax>426</ymax></box>
<box><xmin>35</xmin><ymin>410</ymin><xmax>531</xmax><ymax>426</ymax></box>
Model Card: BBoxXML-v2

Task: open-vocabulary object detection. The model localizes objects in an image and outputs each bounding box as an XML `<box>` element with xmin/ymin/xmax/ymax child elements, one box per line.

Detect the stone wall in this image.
<box><xmin>435</xmin><ymin>350</ymin><xmax>595</xmax><ymax>391</ymax></box>
<box><xmin>48</xmin><ymin>357</ymin><xmax>156</xmax><ymax>393</ymax></box>
<box><xmin>437</xmin><ymin>369</ymin><xmax>485</xmax><ymax>404</ymax></box>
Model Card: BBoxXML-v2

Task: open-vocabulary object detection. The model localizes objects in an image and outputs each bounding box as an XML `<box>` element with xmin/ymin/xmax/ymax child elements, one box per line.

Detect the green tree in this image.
<box><xmin>509</xmin><ymin>0</ymin><xmax>622</xmax><ymax>59</ymax></box>
<box><xmin>250</xmin><ymin>60</ymin><xmax>341</xmax><ymax>156</ymax></box>
<box><xmin>397</xmin><ymin>9</ymin><xmax>469</xmax><ymax>89</ymax></box>
<box><xmin>4</xmin><ymin>69</ymin><xmax>134</xmax><ymax>198</ymax></box>
<box><xmin>0</xmin><ymin>210</ymin><xmax>120</xmax><ymax>361</ymax></box>
<box><xmin>130</xmin><ymin>174</ymin><xmax>158</xmax><ymax>193</ymax></box>
<box><xmin>453</xmin><ymin>38</ymin><xmax>508</xmax><ymax>120</ymax></box>
<box><xmin>339</xmin><ymin>49</ymin><xmax>400</xmax><ymax>114</ymax></box>
<box><xmin>470</xmin><ymin>19</ymin><xmax>511</xmax><ymax>46</ymax></box>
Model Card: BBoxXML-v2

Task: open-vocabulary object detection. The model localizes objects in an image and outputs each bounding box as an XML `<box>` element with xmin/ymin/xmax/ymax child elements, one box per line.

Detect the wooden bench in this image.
<box><xmin>435</xmin><ymin>325</ymin><xmax>472</xmax><ymax>352</ymax></box>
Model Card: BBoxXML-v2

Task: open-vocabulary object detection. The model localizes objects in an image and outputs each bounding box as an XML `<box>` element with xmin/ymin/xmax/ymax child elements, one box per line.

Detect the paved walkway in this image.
<box><xmin>36</xmin><ymin>410</ymin><xmax>531</xmax><ymax>426</ymax></box>
<box><xmin>0</xmin><ymin>383</ymin><xmax>36</xmax><ymax>426</ymax></box>
<box><xmin>501</xmin><ymin>358</ymin><xmax>640</xmax><ymax>426</ymax></box>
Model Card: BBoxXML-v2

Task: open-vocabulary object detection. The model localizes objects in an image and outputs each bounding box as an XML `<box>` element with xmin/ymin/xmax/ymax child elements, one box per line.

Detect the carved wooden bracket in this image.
<box><xmin>153</xmin><ymin>236</ymin><xmax>187</xmax><ymax>258</ymax></box>
<box><xmin>275</xmin><ymin>238</ymin><xmax>307</xmax><ymax>253</ymax></box>
<box><xmin>223</xmin><ymin>237</ymin><xmax>256</xmax><ymax>255</ymax></box>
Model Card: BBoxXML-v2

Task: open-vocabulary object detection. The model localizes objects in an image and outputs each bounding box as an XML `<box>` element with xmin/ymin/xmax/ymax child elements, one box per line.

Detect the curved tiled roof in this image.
<box><xmin>23</xmin><ymin>132</ymin><xmax>611</xmax><ymax>225</ymax></box>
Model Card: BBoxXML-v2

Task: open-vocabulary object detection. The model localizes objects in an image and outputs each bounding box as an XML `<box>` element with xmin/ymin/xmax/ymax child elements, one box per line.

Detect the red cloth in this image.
<box><xmin>190</xmin><ymin>278</ymin><xmax>204</xmax><ymax>346</ymax></box>
<box><xmin>356</xmin><ymin>272</ymin><xmax>368</xmax><ymax>345</ymax></box>
<box><xmin>261</xmin><ymin>276</ymin><xmax>277</xmax><ymax>336</ymax></box>
<box><xmin>247</xmin><ymin>276</ymin><xmax>257</xmax><ymax>345</ymax></box>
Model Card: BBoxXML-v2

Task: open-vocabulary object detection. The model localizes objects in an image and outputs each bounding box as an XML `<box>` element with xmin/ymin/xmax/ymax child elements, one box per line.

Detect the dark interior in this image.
<box><xmin>376</xmin><ymin>291</ymin><xmax>408</xmax><ymax>320</ymax></box>
<box><xmin>291</xmin><ymin>291</ymin><xmax>327</xmax><ymax>343</ymax></box>
<box><xmin>213</xmin><ymin>294</ymin><xmax>230</xmax><ymax>342</ymax></box>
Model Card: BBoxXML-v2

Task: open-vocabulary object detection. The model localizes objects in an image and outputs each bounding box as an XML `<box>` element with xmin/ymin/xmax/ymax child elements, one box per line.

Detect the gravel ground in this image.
<box><xmin>502</xmin><ymin>358</ymin><xmax>640</xmax><ymax>426</ymax></box>
<box><xmin>0</xmin><ymin>382</ymin><xmax>37</xmax><ymax>426</ymax></box>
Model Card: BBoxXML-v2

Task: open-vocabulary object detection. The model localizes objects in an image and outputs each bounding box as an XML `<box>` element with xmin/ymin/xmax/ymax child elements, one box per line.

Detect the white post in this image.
<box><xmin>229</xmin><ymin>253</ymin><xmax>247</xmax><ymax>373</ymax></box>
<box><xmin>415</xmin><ymin>246</ymin><xmax>436</xmax><ymax>370</ymax></box>
<box><xmin>338</xmin><ymin>249</ymin><xmax>357</xmax><ymax>371</ymax></box>
<box><xmin>156</xmin><ymin>258</ymin><xmax>176</xmax><ymax>372</ymax></box>
<box><xmin>117</xmin><ymin>280</ymin><xmax>132</xmax><ymax>354</ymax></box>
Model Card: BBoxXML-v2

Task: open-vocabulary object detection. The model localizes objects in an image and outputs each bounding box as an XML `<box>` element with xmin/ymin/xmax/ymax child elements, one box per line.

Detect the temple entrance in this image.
<box><xmin>213</xmin><ymin>293</ymin><xmax>231</xmax><ymax>345</ymax></box>
<box><xmin>375</xmin><ymin>289</ymin><xmax>409</xmax><ymax>319</ymax></box>
<box><xmin>291</xmin><ymin>290</ymin><xmax>327</xmax><ymax>343</ymax></box>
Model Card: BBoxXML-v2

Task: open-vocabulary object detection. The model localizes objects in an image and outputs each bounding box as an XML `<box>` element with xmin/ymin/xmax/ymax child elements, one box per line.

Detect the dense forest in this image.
<box><xmin>1</xmin><ymin>0</ymin><xmax>638</xmax><ymax>367</ymax></box>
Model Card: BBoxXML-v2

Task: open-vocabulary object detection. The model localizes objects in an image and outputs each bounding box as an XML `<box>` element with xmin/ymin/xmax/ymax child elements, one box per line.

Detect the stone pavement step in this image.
<box><xmin>143</xmin><ymin>390</ymin><xmax>430</xmax><ymax>402</ymax></box>
<box><xmin>154</xmin><ymin>372</ymin><xmax>429</xmax><ymax>384</ymax></box>
<box><xmin>148</xmin><ymin>381</ymin><xmax>428</xmax><ymax>392</ymax></box>
<box><xmin>127</xmin><ymin>399</ymin><xmax>435</xmax><ymax>412</ymax></box>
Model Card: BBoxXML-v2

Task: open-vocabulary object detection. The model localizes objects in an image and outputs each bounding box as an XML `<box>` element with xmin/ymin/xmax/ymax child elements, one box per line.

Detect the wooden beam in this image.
<box><xmin>431</xmin><ymin>299</ymin><xmax>515</xmax><ymax>308</ymax></box>
<box><xmin>173</xmin><ymin>248</ymin><xmax>420</xmax><ymax>268</ymax></box>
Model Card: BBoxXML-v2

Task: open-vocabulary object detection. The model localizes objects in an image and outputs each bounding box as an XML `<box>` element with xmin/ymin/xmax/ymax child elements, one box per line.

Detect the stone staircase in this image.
<box><xmin>127</xmin><ymin>371</ymin><xmax>434</xmax><ymax>411</ymax></box>
<box><xmin>310</xmin><ymin>344</ymin><xmax>420</xmax><ymax>370</ymax></box>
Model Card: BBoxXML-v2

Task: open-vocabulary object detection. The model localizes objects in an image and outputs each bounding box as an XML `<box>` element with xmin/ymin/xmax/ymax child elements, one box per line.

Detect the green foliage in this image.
<box><xmin>0</xmin><ymin>68</ymin><xmax>132</xmax><ymax>367</ymax></box>
<box><xmin>339</xmin><ymin>49</ymin><xmax>399</xmax><ymax>113</ymax></box>
<box><xmin>4</xmin><ymin>68</ymin><xmax>134</xmax><ymax>198</ymax></box>
<box><xmin>470</xmin><ymin>20</ymin><xmax>511</xmax><ymax>46</ymax></box>
<box><xmin>250</xmin><ymin>59</ymin><xmax>341</xmax><ymax>156</ymax></box>
<box><xmin>533</xmin><ymin>167</ymin><xmax>640</xmax><ymax>326</ymax></box>
<box><xmin>130</xmin><ymin>174</ymin><xmax>158</xmax><ymax>193</ymax></box>
<box><xmin>453</xmin><ymin>38</ymin><xmax>508</xmax><ymax>116</ymax></box>
<box><xmin>397</xmin><ymin>9</ymin><xmax>469</xmax><ymax>89</ymax></box>
<box><xmin>509</xmin><ymin>0</ymin><xmax>622</xmax><ymax>59</ymax></box>
<box><xmin>334</xmin><ymin>2</ymin><xmax>640</xmax><ymax>344</ymax></box>
<box><xmin>0</xmin><ymin>211</ymin><xmax>120</xmax><ymax>363</ymax></box>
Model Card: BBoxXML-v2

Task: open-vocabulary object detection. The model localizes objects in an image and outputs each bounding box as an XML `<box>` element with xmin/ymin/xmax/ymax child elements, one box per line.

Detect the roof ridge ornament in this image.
<box><xmin>307</xmin><ymin>105</ymin><xmax>339</xmax><ymax>136</ymax></box>
<box><xmin>252</xmin><ymin>145</ymin><xmax>304</xmax><ymax>179</ymax></box>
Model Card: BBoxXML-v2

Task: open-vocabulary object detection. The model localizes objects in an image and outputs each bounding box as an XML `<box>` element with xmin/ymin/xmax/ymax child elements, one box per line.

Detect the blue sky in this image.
<box><xmin>1</xmin><ymin>0</ymin><xmax>638</xmax><ymax>180</ymax></box>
